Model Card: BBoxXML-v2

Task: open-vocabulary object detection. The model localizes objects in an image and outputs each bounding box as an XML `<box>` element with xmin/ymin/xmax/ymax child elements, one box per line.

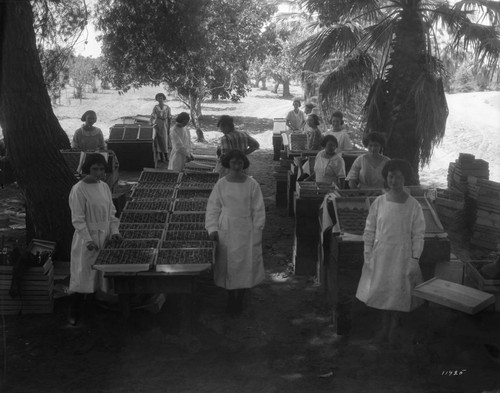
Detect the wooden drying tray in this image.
<box><xmin>413</xmin><ymin>277</ymin><xmax>495</xmax><ymax>314</ymax></box>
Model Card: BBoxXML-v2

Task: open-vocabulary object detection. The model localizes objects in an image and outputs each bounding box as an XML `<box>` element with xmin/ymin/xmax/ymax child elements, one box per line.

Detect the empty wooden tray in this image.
<box><xmin>413</xmin><ymin>277</ymin><xmax>495</xmax><ymax>314</ymax></box>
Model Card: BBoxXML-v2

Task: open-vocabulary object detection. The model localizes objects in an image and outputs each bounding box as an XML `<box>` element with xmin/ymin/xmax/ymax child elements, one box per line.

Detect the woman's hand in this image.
<box><xmin>209</xmin><ymin>231</ymin><xmax>219</xmax><ymax>242</ymax></box>
<box><xmin>86</xmin><ymin>241</ymin><xmax>98</xmax><ymax>251</ymax></box>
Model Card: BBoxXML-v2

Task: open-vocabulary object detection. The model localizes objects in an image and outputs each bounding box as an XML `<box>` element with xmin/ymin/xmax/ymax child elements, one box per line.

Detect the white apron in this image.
<box><xmin>168</xmin><ymin>124</ymin><xmax>192</xmax><ymax>171</ymax></box>
<box><xmin>356</xmin><ymin>194</ymin><xmax>425</xmax><ymax>312</ymax></box>
<box><xmin>205</xmin><ymin>177</ymin><xmax>265</xmax><ymax>289</ymax></box>
<box><xmin>69</xmin><ymin>181</ymin><xmax>120</xmax><ymax>294</ymax></box>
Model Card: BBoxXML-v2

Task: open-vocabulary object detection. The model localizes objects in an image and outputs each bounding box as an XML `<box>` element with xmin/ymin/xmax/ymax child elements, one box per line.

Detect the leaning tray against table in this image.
<box><xmin>93</xmin><ymin>248</ymin><xmax>157</xmax><ymax>273</ymax></box>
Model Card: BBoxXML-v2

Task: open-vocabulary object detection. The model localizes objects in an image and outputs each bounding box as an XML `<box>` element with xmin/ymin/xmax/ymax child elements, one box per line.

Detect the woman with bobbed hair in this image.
<box><xmin>356</xmin><ymin>158</ymin><xmax>425</xmax><ymax>346</ymax></box>
<box><xmin>68</xmin><ymin>153</ymin><xmax>122</xmax><ymax>325</ymax></box>
<box><xmin>346</xmin><ymin>132</ymin><xmax>390</xmax><ymax>189</ymax></box>
<box><xmin>205</xmin><ymin>149</ymin><xmax>265</xmax><ymax>316</ymax></box>
<box><xmin>306</xmin><ymin>134</ymin><xmax>346</xmax><ymax>188</ymax></box>
<box><xmin>72</xmin><ymin>110</ymin><xmax>106</xmax><ymax>151</ymax></box>
<box><xmin>168</xmin><ymin>112</ymin><xmax>193</xmax><ymax>171</ymax></box>
<box><xmin>150</xmin><ymin>92</ymin><xmax>172</xmax><ymax>162</ymax></box>
<box><xmin>285</xmin><ymin>98</ymin><xmax>306</xmax><ymax>132</ymax></box>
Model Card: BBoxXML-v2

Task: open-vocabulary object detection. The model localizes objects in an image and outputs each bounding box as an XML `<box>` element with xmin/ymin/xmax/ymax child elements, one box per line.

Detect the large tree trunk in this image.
<box><xmin>0</xmin><ymin>1</ymin><xmax>76</xmax><ymax>259</ymax></box>
<box><xmin>188</xmin><ymin>91</ymin><xmax>206</xmax><ymax>142</ymax></box>
<box><xmin>282</xmin><ymin>79</ymin><xmax>291</xmax><ymax>98</ymax></box>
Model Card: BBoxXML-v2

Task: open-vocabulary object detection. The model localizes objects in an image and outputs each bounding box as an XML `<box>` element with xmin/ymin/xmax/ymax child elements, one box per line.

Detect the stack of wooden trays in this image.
<box><xmin>289</xmin><ymin>133</ymin><xmax>308</xmax><ymax>153</ymax></box>
<box><xmin>0</xmin><ymin>239</ymin><xmax>56</xmax><ymax>315</ymax></box>
<box><xmin>467</xmin><ymin>178</ymin><xmax>500</xmax><ymax>250</ymax></box>
<box><xmin>464</xmin><ymin>260</ymin><xmax>500</xmax><ymax>311</ymax></box>
<box><xmin>447</xmin><ymin>154</ymin><xmax>489</xmax><ymax>194</ymax></box>
<box><xmin>433</xmin><ymin>188</ymin><xmax>468</xmax><ymax>242</ymax></box>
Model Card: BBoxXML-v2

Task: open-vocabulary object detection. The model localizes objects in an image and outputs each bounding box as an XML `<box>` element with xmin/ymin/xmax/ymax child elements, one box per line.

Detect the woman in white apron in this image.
<box><xmin>68</xmin><ymin>153</ymin><xmax>121</xmax><ymax>325</ymax></box>
<box><xmin>168</xmin><ymin>112</ymin><xmax>193</xmax><ymax>171</ymax></box>
<box><xmin>205</xmin><ymin>149</ymin><xmax>265</xmax><ymax>316</ymax></box>
<box><xmin>356</xmin><ymin>159</ymin><xmax>425</xmax><ymax>345</ymax></box>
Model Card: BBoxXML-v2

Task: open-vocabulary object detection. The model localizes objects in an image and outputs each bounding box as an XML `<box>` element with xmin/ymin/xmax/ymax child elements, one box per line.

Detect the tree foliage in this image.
<box><xmin>68</xmin><ymin>55</ymin><xmax>100</xmax><ymax>98</ymax></box>
<box><xmin>297</xmin><ymin>0</ymin><xmax>500</xmax><ymax>176</ymax></box>
<box><xmin>95</xmin><ymin>0</ymin><xmax>276</xmax><ymax>127</ymax></box>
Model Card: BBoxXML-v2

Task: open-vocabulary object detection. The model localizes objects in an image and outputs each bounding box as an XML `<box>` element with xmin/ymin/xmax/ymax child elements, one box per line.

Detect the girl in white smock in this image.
<box><xmin>168</xmin><ymin>112</ymin><xmax>193</xmax><ymax>171</ymax></box>
<box><xmin>306</xmin><ymin>134</ymin><xmax>346</xmax><ymax>188</ymax></box>
<box><xmin>68</xmin><ymin>153</ymin><xmax>121</xmax><ymax>325</ymax></box>
<box><xmin>324</xmin><ymin>110</ymin><xmax>353</xmax><ymax>153</ymax></box>
<box><xmin>346</xmin><ymin>132</ymin><xmax>390</xmax><ymax>189</ymax></box>
<box><xmin>205</xmin><ymin>149</ymin><xmax>265</xmax><ymax>316</ymax></box>
<box><xmin>356</xmin><ymin>159</ymin><xmax>425</xmax><ymax>344</ymax></box>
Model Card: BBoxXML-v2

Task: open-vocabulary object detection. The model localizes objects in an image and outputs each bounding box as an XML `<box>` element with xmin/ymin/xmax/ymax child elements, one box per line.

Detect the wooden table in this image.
<box><xmin>105</xmin><ymin>271</ymin><xmax>204</xmax><ymax>323</ymax></box>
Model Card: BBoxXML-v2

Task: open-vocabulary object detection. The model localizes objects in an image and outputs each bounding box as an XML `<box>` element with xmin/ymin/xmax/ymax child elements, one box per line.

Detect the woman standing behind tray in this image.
<box><xmin>346</xmin><ymin>132</ymin><xmax>390</xmax><ymax>189</ymax></box>
<box><xmin>150</xmin><ymin>92</ymin><xmax>172</xmax><ymax>163</ymax></box>
<box><xmin>168</xmin><ymin>112</ymin><xmax>193</xmax><ymax>172</ymax></box>
<box><xmin>305</xmin><ymin>135</ymin><xmax>346</xmax><ymax>188</ymax></box>
<box><xmin>72</xmin><ymin>110</ymin><xmax>106</xmax><ymax>151</ymax></box>
<box><xmin>356</xmin><ymin>159</ymin><xmax>425</xmax><ymax>346</ymax></box>
<box><xmin>68</xmin><ymin>153</ymin><xmax>122</xmax><ymax>325</ymax></box>
<box><xmin>205</xmin><ymin>149</ymin><xmax>265</xmax><ymax>317</ymax></box>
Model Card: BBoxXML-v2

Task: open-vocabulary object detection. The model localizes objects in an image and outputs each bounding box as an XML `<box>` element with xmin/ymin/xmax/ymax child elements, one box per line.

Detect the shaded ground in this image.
<box><xmin>1</xmin><ymin>147</ymin><xmax>500</xmax><ymax>393</ymax></box>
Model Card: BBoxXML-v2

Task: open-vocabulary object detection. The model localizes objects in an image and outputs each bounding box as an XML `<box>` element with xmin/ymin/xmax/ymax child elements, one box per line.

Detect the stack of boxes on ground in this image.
<box><xmin>0</xmin><ymin>239</ymin><xmax>56</xmax><ymax>315</ymax></box>
<box><xmin>93</xmin><ymin>168</ymin><xmax>217</xmax><ymax>274</ymax></box>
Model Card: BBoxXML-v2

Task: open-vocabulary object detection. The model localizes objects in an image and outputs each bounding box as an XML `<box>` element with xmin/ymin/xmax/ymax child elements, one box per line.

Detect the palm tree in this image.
<box><xmin>296</xmin><ymin>0</ymin><xmax>500</xmax><ymax>178</ymax></box>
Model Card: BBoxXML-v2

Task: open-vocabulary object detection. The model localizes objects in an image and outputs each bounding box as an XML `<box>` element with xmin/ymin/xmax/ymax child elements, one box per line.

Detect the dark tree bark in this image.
<box><xmin>282</xmin><ymin>79</ymin><xmax>291</xmax><ymax>98</ymax></box>
<box><xmin>0</xmin><ymin>1</ymin><xmax>76</xmax><ymax>259</ymax></box>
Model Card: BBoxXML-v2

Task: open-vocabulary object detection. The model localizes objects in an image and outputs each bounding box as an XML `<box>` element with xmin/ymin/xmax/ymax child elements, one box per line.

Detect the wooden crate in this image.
<box><xmin>155</xmin><ymin>248</ymin><xmax>214</xmax><ymax>273</ymax></box>
<box><xmin>93</xmin><ymin>248</ymin><xmax>156</xmax><ymax>273</ymax></box>
<box><xmin>333</xmin><ymin>197</ymin><xmax>370</xmax><ymax>236</ymax></box>
<box><xmin>138</xmin><ymin>168</ymin><xmax>181</xmax><ymax>184</ymax></box>
<box><xmin>296</xmin><ymin>182</ymin><xmax>333</xmax><ymax>198</ymax></box>
<box><xmin>413</xmin><ymin>277</ymin><xmax>495</xmax><ymax>314</ymax></box>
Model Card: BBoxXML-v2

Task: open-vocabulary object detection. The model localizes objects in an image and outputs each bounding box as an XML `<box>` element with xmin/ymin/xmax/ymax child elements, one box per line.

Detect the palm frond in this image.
<box><xmin>362</xmin><ymin>77</ymin><xmax>388</xmax><ymax>135</ymax></box>
<box><xmin>357</xmin><ymin>10</ymin><xmax>399</xmax><ymax>53</ymax></box>
<box><xmin>319</xmin><ymin>51</ymin><xmax>376</xmax><ymax>108</ymax></box>
<box><xmin>454</xmin><ymin>1</ymin><xmax>500</xmax><ymax>25</ymax></box>
<box><xmin>300</xmin><ymin>0</ymin><xmax>384</xmax><ymax>23</ymax></box>
<box><xmin>295</xmin><ymin>21</ymin><xmax>364</xmax><ymax>71</ymax></box>
<box><xmin>409</xmin><ymin>74</ymin><xmax>448</xmax><ymax>166</ymax></box>
<box><xmin>453</xmin><ymin>22</ymin><xmax>500</xmax><ymax>70</ymax></box>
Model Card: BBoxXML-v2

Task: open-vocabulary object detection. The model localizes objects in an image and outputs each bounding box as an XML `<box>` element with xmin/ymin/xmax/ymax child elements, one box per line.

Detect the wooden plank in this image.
<box><xmin>413</xmin><ymin>278</ymin><xmax>495</xmax><ymax>314</ymax></box>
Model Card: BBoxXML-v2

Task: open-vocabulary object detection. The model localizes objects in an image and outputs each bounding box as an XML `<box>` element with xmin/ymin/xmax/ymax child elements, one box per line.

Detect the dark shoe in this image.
<box><xmin>68</xmin><ymin>294</ymin><xmax>83</xmax><ymax>325</ymax></box>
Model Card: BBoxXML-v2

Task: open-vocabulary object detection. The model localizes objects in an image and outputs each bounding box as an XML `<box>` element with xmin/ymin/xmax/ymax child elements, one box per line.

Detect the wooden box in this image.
<box><xmin>413</xmin><ymin>277</ymin><xmax>495</xmax><ymax>314</ymax></box>
<box><xmin>107</xmin><ymin>124</ymin><xmax>156</xmax><ymax>170</ymax></box>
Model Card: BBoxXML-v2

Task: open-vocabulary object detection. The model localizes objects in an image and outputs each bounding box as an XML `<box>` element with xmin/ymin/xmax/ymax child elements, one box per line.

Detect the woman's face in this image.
<box><xmin>157</xmin><ymin>96</ymin><xmax>165</xmax><ymax>105</ymax></box>
<box><xmin>89</xmin><ymin>164</ymin><xmax>106</xmax><ymax>181</ymax></box>
<box><xmin>367</xmin><ymin>141</ymin><xmax>382</xmax><ymax>155</ymax></box>
<box><xmin>331</xmin><ymin>117</ymin><xmax>342</xmax><ymax>131</ymax></box>
<box><xmin>324</xmin><ymin>141</ymin><xmax>337</xmax><ymax>155</ymax></box>
<box><xmin>85</xmin><ymin>113</ymin><xmax>97</xmax><ymax>127</ymax></box>
<box><xmin>229</xmin><ymin>157</ymin><xmax>244</xmax><ymax>173</ymax></box>
<box><xmin>293</xmin><ymin>101</ymin><xmax>300</xmax><ymax>111</ymax></box>
<box><xmin>386</xmin><ymin>170</ymin><xmax>405</xmax><ymax>191</ymax></box>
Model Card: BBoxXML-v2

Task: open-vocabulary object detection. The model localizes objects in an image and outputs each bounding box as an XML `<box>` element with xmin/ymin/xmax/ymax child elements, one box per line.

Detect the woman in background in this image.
<box><xmin>356</xmin><ymin>159</ymin><xmax>425</xmax><ymax>346</ymax></box>
<box><xmin>306</xmin><ymin>135</ymin><xmax>346</xmax><ymax>188</ymax></box>
<box><xmin>205</xmin><ymin>149</ymin><xmax>265</xmax><ymax>316</ymax></box>
<box><xmin>68</xmin><ymin>153</ymin><xmax>122</xmax><ymax>325</ymax></box>
<box><xmin>346</xmin><ymin>132</ymin><xmax>390</xmax><ymax>189</ymax></box>
<box><xmin>285</xmin><ymin>98</ymin><xmax>306</xmax><ymax>133</ymax></box>
<box><xmin>150</xmin><ymin>92</ymin><xmax>171</xmax><ymax>163</ymax></box>
<box><xmin>72</xmin><ymin>110</ymin><xmax>106</xmax><ymax>151</ymax></box>
<box><xmin>324</xmin><ymin>110</ymin><xmax>353</xmax><ymax>153</ymax></box>
<box><xmin>168</xmin><ymin>112</ymin><xmax>193</xmax><ymax>171</ymax></box>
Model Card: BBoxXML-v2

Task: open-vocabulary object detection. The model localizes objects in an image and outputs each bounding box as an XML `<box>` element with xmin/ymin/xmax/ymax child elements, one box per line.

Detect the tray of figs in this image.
<box><xmin>155</xmin><ymin>248</ymin><xmax>214</xmax><ymax>273</ymax></box>
<box><xmin>334</xmin><ymin>189</ymin><xmax>384</xmax><ymax>198</ymax></box>
<box><xmin>120</xmin><ymin>211</ymin><xmax>169</xmax><ymax>225</ymax></box>
<box><xmin>119</xmin><ymin>223</ymin><xmax>166</xmax><ymax>231</ymax></box>
<box><xmin>333</xmin><ymin>197</ymin><xmax>371</xmax><ymax>235</ymax></box>
<box><xmin>93</xmin><ymin>248</ymin><xmax>157</xmax><ymax>273</ymax></box>
<box><xmin>120</xmin><ymin>228</ymin><xmax>165</xmax><ymax>240</ymax></box>
<box><xmin>161</xmin><ymin>240</ymin><xmax>215</xmax><ymax>249</ymax></box>
<box><xmin>168</xmin><ymin>212</ymin><xmax>206</xmax><ymax>223</ymax></box>
<box><xmin>164</xmin><ymin>230</ymin><xmax>210</xmax><ymax>241</ymax></box>
<box><xmin>172</xmin><ymin>199</ymin><xmax>208</xmax><ymax>212</ymax></box>
<box><xmin>124</xmin><ymin>200</ymin><xmax>172</xmax><ymax>211</ymax></box>
<box><xmin>175</xmin><ymin>188</ymin><xmax>212</xmax><ymax>200</ymax></box>
<box><xmin>138</xmin><ymin>169</ymin><xmax>182</xmax><ymax>184</ymax></box>
<box><xmin>177</xmin><ymin>182</ymin><xmax>215</xmax><ymax>190</ymax></box>
<box><xmin>130</xmin><ymin>187</ymin><xmax>176</xmax><ymax>200</ymax></box>
<box><xmin>104</xmin><ymin>239</ymin><xmax>160</xmax><ymax>250</ymax></box>
<box><xmin>180</xmin><ymin>172</ymin><xmax>220</xmax><ymax>184</ymax></box>
<box><xmin>166</xmin><ymin>222</ymin><xmax>206</xmax><ymax>231</ymax></box>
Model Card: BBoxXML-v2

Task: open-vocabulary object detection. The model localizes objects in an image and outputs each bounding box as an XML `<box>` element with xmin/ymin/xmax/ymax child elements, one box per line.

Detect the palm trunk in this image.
<box><xmin>0</xmin><ymin>1</ymin><xmax>76</xmax><ymax>259</ymax></box>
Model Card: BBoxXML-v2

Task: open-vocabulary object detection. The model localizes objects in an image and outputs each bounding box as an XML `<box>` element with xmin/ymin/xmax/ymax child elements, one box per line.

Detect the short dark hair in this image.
<box><xmin>81</xmin><ymin>110</ymin><xmax>97</xmax><ymax>122</ymax></box>
<box><xmin>293</xmin><ymin>98</ymin><xmax>301</xmax><ymax>106</ymax></box>
<box><xmin>81</xmin><ymin>153</ymin><xmax>107</xmax><ymax>174</ymax></box>
<box><xmin>176</xmin><ymin>112</ymin><xmax>190</xmax><ymax>124</ymax></box>
<box><xmin>221</xmin><ymin>149</ymin><xmax>250</xmax><ymax>169</ymax></box>
<box><xmin>321</xmin><ymin>134</ymin><xmax>338</xmax><ymax>148</ymax></box>
<box><xmin>330</xmin><ymin>110</ymin><xmax>343</xmax><ymax>120</ymax></box>
<box><xmin>307</xmin><ymin>114</ymin><xmax>320</xmax><ymax>126</ymax></box>
<box><xmin>305</xmin><ymin>103</ymin><xmax>315</xmax><ymax>111</ymax></box>
<box><xmin>363</xmin><ymin>132</ymin><xmax>386</xmax><ymax>148</ymax></box>
<box><xmin>382</xmin><ymin>159</ymin><xmax>417</xmax><ymax>186</ymax></box>
<box><xmin>155</xmin><ymin>93</ymin><xmax>166</xmax><ymax>101</ymax></box>
<box><xmin>217</xmin><ymin>115</ymin><xmax>235</xmax><ymax>132</ymax></box>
